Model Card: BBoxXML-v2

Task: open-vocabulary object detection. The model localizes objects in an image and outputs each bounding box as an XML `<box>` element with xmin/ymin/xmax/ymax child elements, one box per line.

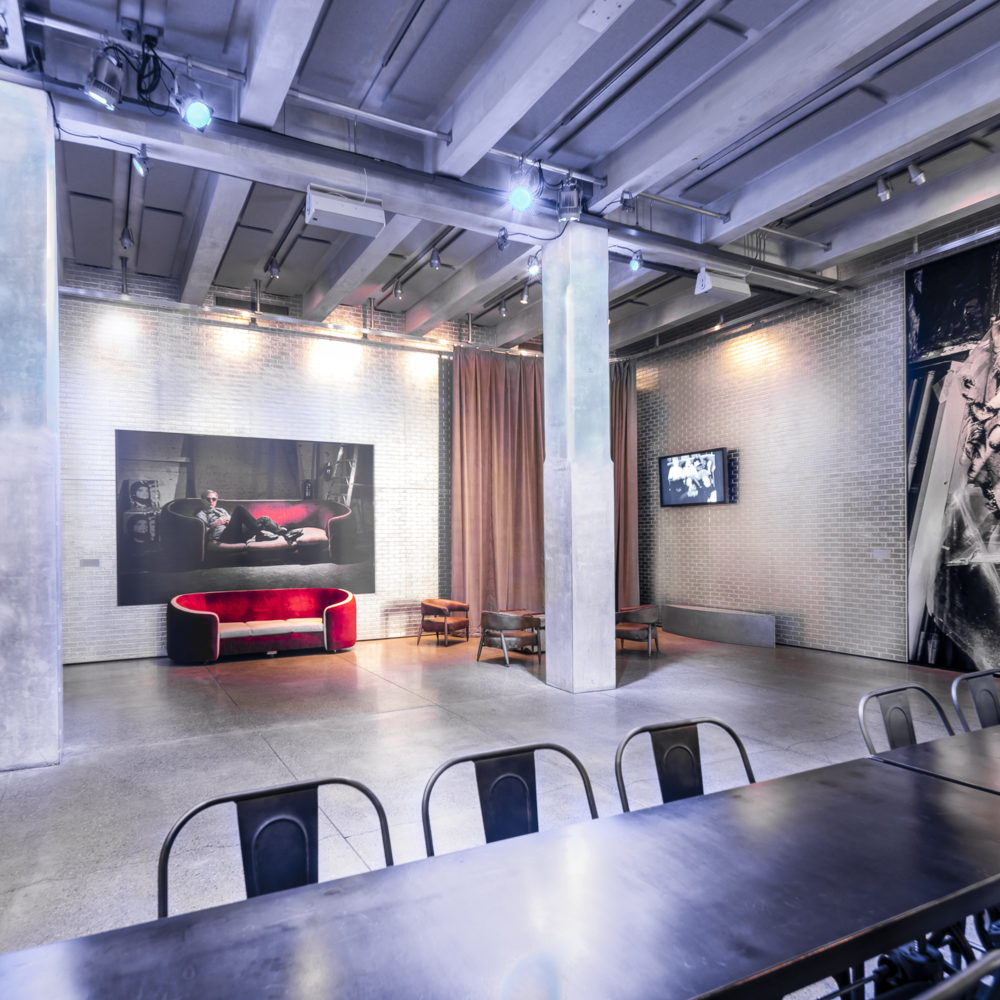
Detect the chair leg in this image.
<box><xmin>646</xmin><ymin>627</ymin><xmax>652</xmax><ymax>656</ymax></box>
<box><xmin>476</xmin><ymin>634</ymin><xmax>485</xmax><ymax>661</ymax></box>
<box><xmin>417</xmin><ymin>621</ymin><xmax>424</xmax><ymax>645</ymax></box>
<box><xmin>500</xmin><ymin>634</ymin><xmax>510</xmax><ymax>667</ymax></box>
<box><xmin>653</xmin><ymin>627</ymin><xmax>659</xmax><ymax>653</ymax></box>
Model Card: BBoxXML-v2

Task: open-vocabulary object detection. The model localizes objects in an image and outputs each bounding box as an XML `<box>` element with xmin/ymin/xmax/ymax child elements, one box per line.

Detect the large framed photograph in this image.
<box><xmin>115</xmin><ymin>430</ymin><xmax>375</xmax><ymax>607</ymax></box>
<box><xmin>906</xmin><ymin>238</ymin><xmax>1000</xmax><ymax>669</ymax></box>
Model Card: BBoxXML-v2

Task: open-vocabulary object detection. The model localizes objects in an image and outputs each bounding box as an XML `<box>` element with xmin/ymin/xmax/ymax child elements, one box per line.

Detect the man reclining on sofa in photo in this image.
<box><xmin>198</xmin><ymin>489</ymin><xmax>304</xmax><ymax>547</ymax></box>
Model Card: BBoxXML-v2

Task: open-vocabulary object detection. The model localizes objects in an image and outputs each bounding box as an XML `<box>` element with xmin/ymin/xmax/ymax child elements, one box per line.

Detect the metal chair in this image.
<box><xmin>615</xmin><ymin>605</ymin><xmax>660</xmax><ymax>656</ymax></box>
<box><xmin>951</xmin><ymin>668</ymin><xmax>1000</xmax><ymax>732</ymax></box>
<box><xmin>476</xmin><ymin>610</ymin><xmax>543</xmax><ymax>666</ymax></box>
<box><xmin>614</xmin><ymin>717</ymin><xmax>755</xmax><ymax>812</ymax></box>
<box><xmin>857</xmin><ymin>684</ymin><xmax>955</xmax><ymax>754</ymax></box>
<box><xmin>416</xmin><ymin>598</ymin><xmax>470</xmax><ymax>645</ymax></box>
<box><xmin>421</xmin><ymin>742</ymin><xmax>598</xmax><ymax>856</ymax></box>
<box><xmin>903</xmin><ymin>947</ymin><xmax>1000</xmax><ymax>999</ymax></box>
<box><xmin>157</xmin><ymin>777</ymin><xmax>393</xmax><ymax>918</ymax></box>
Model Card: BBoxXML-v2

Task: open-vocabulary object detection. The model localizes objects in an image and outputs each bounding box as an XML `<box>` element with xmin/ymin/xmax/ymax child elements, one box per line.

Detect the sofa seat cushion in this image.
<box><xmin>284</xmin><ymin>617</ymin><xmax>324</xmax><ymax>632</ymax></box>
<box><xmin>219</xmin><ymin>622</ymin><xmax>255</xmax><ymax>638</ymax></box>
<box><xmin>246</xmin><ymin>620</ymin><xmax>296</xmax><ymax>636</ymax></box>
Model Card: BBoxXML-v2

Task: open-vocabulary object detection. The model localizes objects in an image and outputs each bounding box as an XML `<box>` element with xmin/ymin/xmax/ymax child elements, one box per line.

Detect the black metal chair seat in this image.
<box><xmin>157</xmin><ymin>776</ymin><xmax>393</xmax><ymax>918</ymax></box>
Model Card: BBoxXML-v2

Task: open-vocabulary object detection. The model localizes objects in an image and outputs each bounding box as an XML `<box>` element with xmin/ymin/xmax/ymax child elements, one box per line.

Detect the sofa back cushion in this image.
<box><xmin>176</xmin><ymin>588</ymin><xmax>350</xmax><ymax>622</ymax></box>
<box><xmin>165</xmin><ymin>498</ymin><xmax>350</xmax><ymax>530</ymax></box>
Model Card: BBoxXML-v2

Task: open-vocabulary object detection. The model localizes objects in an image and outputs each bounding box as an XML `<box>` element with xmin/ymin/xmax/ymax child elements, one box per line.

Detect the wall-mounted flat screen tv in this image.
<box><xmin>659</xmin><ymin>448</ymin><xmax>729</xmax><ymax>506</ymax></box>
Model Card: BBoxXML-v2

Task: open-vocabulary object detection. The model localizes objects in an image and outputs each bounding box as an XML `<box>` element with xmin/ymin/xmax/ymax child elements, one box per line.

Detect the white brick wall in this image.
<box><xmin>59</xmin><ymin>285</ymin><xmax>452</xmax><ymax>663</ymax></box>
<box><xmin>637</xmin><ymin>275</ymin><xmax>909</xmax><ymax>660</ymax></box>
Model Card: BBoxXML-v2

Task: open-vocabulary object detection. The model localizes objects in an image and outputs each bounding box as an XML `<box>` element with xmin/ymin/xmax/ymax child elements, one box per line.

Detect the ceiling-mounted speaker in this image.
<box><xmin>304</xmin><ymin>185</ymin><xmax>386</xmax><ymax>237</ymax></box>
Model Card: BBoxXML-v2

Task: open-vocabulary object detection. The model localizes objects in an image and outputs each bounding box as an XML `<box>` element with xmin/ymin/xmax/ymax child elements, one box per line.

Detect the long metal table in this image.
<box><xmin>4</xmin><ymin>757</ymin><xmax>1000</xmax><ymax>999</ymax></box>
<box><xmin>872</xmin><ymin>726</ymin><xmax>1000</xmax><ymax>794</ymax></box>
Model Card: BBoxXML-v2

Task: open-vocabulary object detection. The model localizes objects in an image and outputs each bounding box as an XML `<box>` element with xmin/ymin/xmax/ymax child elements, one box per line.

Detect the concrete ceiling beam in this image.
<box><xmin>179</xmin><ymin>174</ymin><xmax>252</xmax><ymax>304</ymax></box>
<box><xmin>790</xmin><ymin>151</ymin><xmax>1000</xmax><ymax>270</ymax></box>
<box><xmin>435</xmin><ymin>0</ymin><xmax>637</xmax><ymax>176</ymax></box>
<box><xmin>589</xmin><ymin>0</ymin><xmax>950</xmax><ymax>214</ymax></box>
<box><xmin>241</xmin><ymin>0</ymin><xmax>327</xmax><ymax>126</ymax></box>
<box><xmin>53</xmin><ymin>96</ymin><xmax>563</xmax><ymax>242</ymax></box>
<box><xmin>609</xmin><ymin>279</ymin><xmax>748</xmax><ymax>349</ymax></box>
<box><xmin>705</xmin><ymin>42</ymin><xmax>1000</xmax><ymax>247</ymax></box>
<box><xmin>301</xmin><ymin>214</ymin><xmax>421</xmax><ymax>321</ymax></box>
<box><xmin>404</xmin><ymin>241</ymin><xmax>534</xmax><ymax>337</ymax></box>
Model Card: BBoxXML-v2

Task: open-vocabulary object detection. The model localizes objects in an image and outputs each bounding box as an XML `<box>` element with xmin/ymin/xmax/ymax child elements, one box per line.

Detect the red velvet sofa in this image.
<box><xmin>167</xmin><ymin>587</ymin><xmax>356</xmax><ymax>663</ymax></box>
<box><xmin>159</xmin><ymin>498</ymin><xmax>352</xmax><ymax>570</ymax></box>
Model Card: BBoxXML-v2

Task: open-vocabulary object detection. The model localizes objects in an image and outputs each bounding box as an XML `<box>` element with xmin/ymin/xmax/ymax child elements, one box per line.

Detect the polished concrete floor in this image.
<box><xmin>0</xmin><ymin>631</ymin><xmax>966</xmax><ymax>982</ymax></box>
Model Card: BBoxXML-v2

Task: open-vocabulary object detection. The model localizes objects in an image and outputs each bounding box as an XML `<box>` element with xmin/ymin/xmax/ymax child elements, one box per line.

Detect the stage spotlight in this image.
<box><xmin>509</xmin><ymin>161</ymin><xmax>540</xmax><ymax>211</ymax></box>
<box><xmin>907</xmin><ymin>163</ymin><xmax>926</xmax><ymax>186</ymax></box>
<box><xmin>86</xmin><ymin>48</ymin><xmax>124</xmax><ymax>110</ymax></box>
<box><xmin>876</xmin><ymin>176</ymin><xmax>892</xmax><ymax>203</ymax></box>
<box><xmin>429</xmin><ymin>248</ymin><xmax>441</xmax><ymax>270</ymax></box>
<box><xmin>629</xmin><ymin>250</ymin><xmax>642</xmax><ymax>272</ymax></box>
<box><xmin>393</xmin><ymin>281</ymin><xmax>403</xmax><ymax>300</ymax></box>
<box><xmin>170</xmin><ymin>78</ymin><xmax>213</xmax><ymax>130</ymax></box>
<box><xmin>527</xmin><ymin>254</ymin><xmax>541</xmax><ymax>277</ymax></box>
<box><xmin>498</xmin><ymin>300</ymin><xmax>507</xmax><ymax>319</ymax></box>
<box><xmin>520</xmin><ymin>285</ymin><xmax>529</xmax><ymax>306</ymax></box>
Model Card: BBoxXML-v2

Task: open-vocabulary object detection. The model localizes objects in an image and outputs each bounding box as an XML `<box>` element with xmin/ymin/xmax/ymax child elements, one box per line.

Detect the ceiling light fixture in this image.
<box><xmin>132</xmin><ymin>144</ymin><xmax>149</xmax><ymax>177</ymax></box>
<box><xmin>876</xmin><ymin>176</ymin><xmax>892</xmax><ymax>203</ymax></box>
<box><xmin>907</xmin><ymin>163</ymin><xmax>926</xmax><ymax>186</ymax></box>
<box><xmin>620</xmin><ymin>190</ymin><xmax>635</xmax><ymax>214</ymax></box>
<box><xmin>429</xmin><ymin>248</ymin><xmax>441</xmax><ymax>270</ymax></box>
<box><xmin>498</xmin><ymin>300</ymin><xmax>507</xmax><ymax>319</ymax></box>
<box><xmin>265</xmin><ymin>257</ymin><xmax>280</xmax><ymax>279</ymax></box>
<box><xmin>509</xmin><ymin>160</ymin><xmax>541</xmax><ymax>212</ymax></box>
<box><xmin>629</xmin><ymin>250</ymin><xmax>642</xmax><ymax>272</ymax></box>
<box><xmin>694</xmin><ymin>266</ymin><xmax>751</xmax><ymax>298</ymax></box>
<box><xmin>170</xmin><ymin>76</ymin><xmax>213</xmax><ymax>131</ymax></box>
<box><xmin>393</xmin><ymin>281</ymin><xmax>403</xmax><ymax>300</ymax></box>
<box><xmin>520</xmin><ymin>285</ymin><xmax>529</xmax><ymax>306</ymax></box>
<box><xmin>526</xmin><ymin>253</ymin><xmax>541</xmax><ymax>277</ymax></box>
<box><xmin>557</xmin><ymin>179</ymin><xmax>582</xmax><ymax>223</ymax></box>
<box><xmin>85</xmin><ymin>48</ymin><xmax>124</xmax><ymax>110</ymax></box>
<box><xmin>119</xmin><ymin>225</ymin><xmax>134</xmax><ymax>250</ymax></box>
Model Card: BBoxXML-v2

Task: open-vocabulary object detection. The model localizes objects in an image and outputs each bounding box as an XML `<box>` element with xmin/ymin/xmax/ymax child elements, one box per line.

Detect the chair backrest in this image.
<box><xmin>615</xmin><ymin>718</ymin><xmax>755</xmax><ymax>812</ymax></box>
<box><xmin>906</xmin><ymin>948</ymin><xmax>1000</xmax><ymax>1000</ymax></box>
<box><xmin>157</xmin><ymin>777</ymin><xmax>393</xmax><ymax>918</ymax></box>
<box><xmin>857</xmin><ymin>684</ymin><xmax>955</xmax><ymax>754</ymax></box>
<box><xmin>421</xmin><ymin>742</ymin><xmax>598</xmax><ymax>856</ymax></box>
<box><xmin>616</xmin><ymin>605</ymin><xmax>659</xmax><ymax>625</ymax></box>
<box><xmin>480</xmin><ymin>610</ymin><xmax>539</xmax><ymax>632</ymax></box>
<box><xmin>951</xmin><ymin>669</ymin><xmax>1000</xmax><ymax>732</ymax></box>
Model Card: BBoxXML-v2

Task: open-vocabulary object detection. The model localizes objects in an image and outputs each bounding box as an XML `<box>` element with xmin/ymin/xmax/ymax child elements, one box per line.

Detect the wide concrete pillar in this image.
<box><xmin>542</xmin><ymin>222</ymin><xmax>616</xmax><ymax>692</ymax></box>
<box><xmin>0</xmin><ymin>81</ymin><xmax>62</xmax><ymax>769</ymax></box>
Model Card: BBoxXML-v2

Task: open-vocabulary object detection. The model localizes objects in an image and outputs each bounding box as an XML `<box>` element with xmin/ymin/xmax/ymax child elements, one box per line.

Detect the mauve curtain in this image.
<box><xmin>610</xmin><ymin>360</ymin><xmax>640</xmax><ymax>608</ymax></box>
<box><xmin>451</xmin><ymin>346</ymin><xmax>545</xmax><ymax>628</ymax></box>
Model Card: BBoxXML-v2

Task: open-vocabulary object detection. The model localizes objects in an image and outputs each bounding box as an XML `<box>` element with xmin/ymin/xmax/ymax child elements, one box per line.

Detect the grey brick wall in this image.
<box><xmin>636</xmin><ymin>275</ymin><xmax>908</xmax><ymax>660</ymax></box>
<box><xmin>59</xmin><ymin>284</ymin><xmax>456</xmax><ymax>663</ymax></box>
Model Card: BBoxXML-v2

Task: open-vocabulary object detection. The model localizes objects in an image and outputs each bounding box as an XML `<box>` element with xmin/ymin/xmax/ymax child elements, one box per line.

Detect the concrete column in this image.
<box><xmin>542</xmin><ymin>222</ymin><xmax>616</xmax><ymax>692</ymax></box>
<box><xmin>0</xmin><ymin>81</ymin><xmax>62</xmax><ymax>769</ymax></box>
